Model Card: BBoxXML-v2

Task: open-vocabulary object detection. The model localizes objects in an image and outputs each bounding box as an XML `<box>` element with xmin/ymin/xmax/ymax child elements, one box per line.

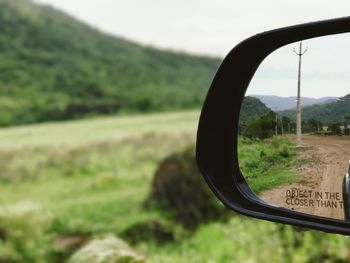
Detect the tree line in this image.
<box><xmin>240</xmin><ymin>112</ymin><xmax>350</xmax><ymax>139</ymax></box>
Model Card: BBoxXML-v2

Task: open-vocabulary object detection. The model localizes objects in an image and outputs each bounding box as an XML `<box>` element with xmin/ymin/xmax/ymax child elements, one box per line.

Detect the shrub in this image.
<box><xmin>0</xmin><ymin>201</ymin><xmax>53</xmax><ymax>262</ymax></box>
<box><xmin>119</xmin><ymin>219</ymin><xmax>174</xmax><ymax>244</ymax></box>
<box><xmin>241</xmin><ymin>111</ymin><xmax>276</xmax><ymax>139</ymax></box>
<box><xmin>328</xmin><ymin>123</ymin><xmax>342</xmax><ymax>135</ymax></box>
<box><xmin>147</xmin><ymin>146</ymin><xmax>227</xmax><ymax>230</ymax></box>
<box><xmin>278</xmin><ymin>145</ymin><xmax>290</xmax><ymax>158</ymax></box>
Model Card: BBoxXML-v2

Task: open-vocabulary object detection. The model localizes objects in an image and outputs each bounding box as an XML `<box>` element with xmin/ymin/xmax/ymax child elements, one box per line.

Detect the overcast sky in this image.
<box><xmin>32</xmin><ymin>0</ymin><xmax>350</xmax><ymax>98</ymax></box>
<box><xmin>249</xmin><ymin>33</ymin><xmax>350</xmax><ymax>98</ymax></box>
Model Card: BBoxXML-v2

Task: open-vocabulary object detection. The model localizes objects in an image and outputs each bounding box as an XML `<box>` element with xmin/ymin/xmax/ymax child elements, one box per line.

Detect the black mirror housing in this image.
<box><xmin>196</xmin><ymin>17</ymin><xmax>350</xmax><ymax>235</ymax></box>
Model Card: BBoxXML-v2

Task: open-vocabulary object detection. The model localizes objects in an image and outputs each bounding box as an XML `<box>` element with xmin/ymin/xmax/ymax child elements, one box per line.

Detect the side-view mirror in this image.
<box><xmin>196</xmin><ymin>17</ymin><xmax>350</xmax><ymax>235</ymax></box>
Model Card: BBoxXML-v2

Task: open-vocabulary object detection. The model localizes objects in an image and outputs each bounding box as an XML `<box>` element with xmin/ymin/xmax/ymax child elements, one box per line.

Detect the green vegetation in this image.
<box><xmin>0</xmin><ymin>110</ymin><xmax>199</xmax><ymax>150</ymax></box>
<box><xmin>0</xmin><ymin>0</ymin><xmax>220</xmax><ymax>127</ymax></box>
<box><xmin>239</xmin><ymin>97</ymin><xmax>294</xmax><ymax>139</ymax></box>
<box><xmin>1</xmin><ymin>111</ymin><xmax>350</xmax><ymax>262</ymax></box>
<box><xmin>240</xmin><ymin>111</ymin><xmax>276</xmax><ymax>139</ymax></box>
<box><xmin>0</xmin><ymin>111</ymin><xmax>197</xmax><ymax>261</ymax></box>
<box><xmin>280</xmin><ymin>94</ymin><xmax>350</xmax><ymax>124</ymax></box>
<box><xmin>147</xmin><ymin>146</ymin><xmax>228</xmax><ymax>230</ymax></box>
<box><xmin>238</xmin><ymin>136</ymin><xmax>301</xmax><ymax>194</ymax></box>
<box><xmin>239</xmin><ymin>96</ymin><xmax>271</xmax><ymax>124</ymax></box>
<box><xmin>0</xmin><ymin>1</ymin><xmax>350</xmax><ymax>259</ymax></box>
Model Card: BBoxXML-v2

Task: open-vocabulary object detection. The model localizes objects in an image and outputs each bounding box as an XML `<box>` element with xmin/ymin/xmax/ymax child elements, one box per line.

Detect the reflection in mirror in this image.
<box><xmin>238</xmin><ymin>33</ymin><xmax>350</xmax><ymax>221</ymax></box>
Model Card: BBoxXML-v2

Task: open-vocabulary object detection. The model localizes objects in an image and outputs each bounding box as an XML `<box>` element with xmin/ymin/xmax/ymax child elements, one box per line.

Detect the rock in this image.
<box><xmin>68</xmin><ymin>235</ymin><xmax>144</xmax><ymax>263</ymax></box>
<box><xmin>54</xmin><ymin>234</ymin><xmax>90</xmax><ymax>262</ymax></box>
<box><xmin>55</xmin><ymin>234</ymin><xmax>90</xmax><ymax>250</ymax></box>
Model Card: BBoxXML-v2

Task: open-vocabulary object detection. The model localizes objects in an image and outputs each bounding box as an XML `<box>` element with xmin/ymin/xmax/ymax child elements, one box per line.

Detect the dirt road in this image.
<box><xmin>260</xmin><ymin>135</ymin><xmax>350</xmax><ymax>221</ymax></box>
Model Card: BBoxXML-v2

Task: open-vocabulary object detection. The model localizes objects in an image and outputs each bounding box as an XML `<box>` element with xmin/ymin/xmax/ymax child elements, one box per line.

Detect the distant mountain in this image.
<box><xmin>240</xmin><ymin>96</ymin><xmax>271</xmax><ymax>123</ymax></box>
<box><xmin>279</xmin><ymin>94</ymin><xmax>350</xmax><ymax>124</ymax></box>
<box><xmin>0</xmin><ymin>0</ymin><xmax>221</xmax><ymax>126</ymax></box>
<box><xmin>251</xmin><ymin>95</ymin><xmax>337</xmax><ymax>111</ymax></box>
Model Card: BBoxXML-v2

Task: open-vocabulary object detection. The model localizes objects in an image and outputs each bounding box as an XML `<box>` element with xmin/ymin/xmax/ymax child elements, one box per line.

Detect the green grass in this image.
<box><xmin>1</xmin><ymin>111</ymin><xmax>350</xmax><ymax>262</ymax></box>
<box><xmin>238</xmin><ymin>136</ymin><xmax>302</xmax><ymax>194</ymax></box>
<box><xmin>0</xmin><ymin>110</ymin><xmax>199</xmax><ymax>150</ymax></box>
<box><xmin>0</xmin><ymin>110</ymin><xmax>197</xmax><ymax>261</ymax></box>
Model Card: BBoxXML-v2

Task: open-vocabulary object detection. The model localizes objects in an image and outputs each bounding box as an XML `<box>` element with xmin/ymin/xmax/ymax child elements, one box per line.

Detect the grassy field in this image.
<box><xmin>238</xmin><ymin>136</ymin><xmax>302</xmax><ymax>194</ymax></box>
<box><xmin>0</xmin><ymin>110</ymin><xmax>199</xmax><ymax>150</ymax></box>
<box><xmin>1</xmin><ymin>110</ymin><xmax>350</xmax><ymax>262</ymax></box>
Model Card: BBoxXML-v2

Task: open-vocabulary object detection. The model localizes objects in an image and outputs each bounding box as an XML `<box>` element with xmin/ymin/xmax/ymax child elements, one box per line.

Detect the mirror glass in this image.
<box><xmin>238</xmin><ymin>33</ymin><xmax>350</xmax><ymax>221</ymax></box>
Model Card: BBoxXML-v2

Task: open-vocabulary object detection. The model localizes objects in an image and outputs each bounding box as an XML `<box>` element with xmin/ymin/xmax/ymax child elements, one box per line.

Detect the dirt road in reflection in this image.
<box><xmin>260</xmin><ymin>135</ymin><xmax>350</xmax><ymax>221</ymax></box>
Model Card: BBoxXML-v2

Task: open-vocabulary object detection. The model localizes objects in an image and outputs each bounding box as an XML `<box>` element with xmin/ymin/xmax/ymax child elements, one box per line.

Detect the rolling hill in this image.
<box><xmin>0</xmin><ymin>0</ymin><xmax>221</xmax><ymax>126</ymax></box>
<box><xmin>279</xmin><ymin>94</ymin><xmax>350</xmax><ymax>124</ymax></box>
<box><xmin>240</xmin><ymin>96</ymin><xmax>271</xmax><ymax>123</ymax></box>
<box><xmin>252</xmin><ymin>95</ymin><xmax>337</xmax><ymax>111</ymax></box>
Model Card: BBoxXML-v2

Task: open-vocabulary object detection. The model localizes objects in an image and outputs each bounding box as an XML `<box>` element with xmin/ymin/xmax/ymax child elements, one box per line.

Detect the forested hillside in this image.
<box><xmin>280</xmin><ymin>94</ymin><xmax>350</xmax><ymax>124</ymax></box>
<box><xmin>0</xmin><ymin>0</ymin><xmax>220</xmax><ymax>126</ymax></box>
<box><xmin>240</xmin><ymin>96</ymin><xmax>271</xmax><ymax>123</ymax></box>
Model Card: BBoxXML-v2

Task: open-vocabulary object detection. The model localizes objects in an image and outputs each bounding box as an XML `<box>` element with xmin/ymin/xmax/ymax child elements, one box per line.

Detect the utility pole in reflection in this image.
<box><xmin>293</xmin><ymin>42</ymin><xmax>308</xmax><ymax>146</ymax></box>
<box><xmin>280</xmin><ymin>116</ymin><xmax>284</xmax><ymax>135</ymax></box>
<box><xmin>275</xmin><ymin>108</ymin><xmax>278</xmax><ymax>136</ymax></box>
